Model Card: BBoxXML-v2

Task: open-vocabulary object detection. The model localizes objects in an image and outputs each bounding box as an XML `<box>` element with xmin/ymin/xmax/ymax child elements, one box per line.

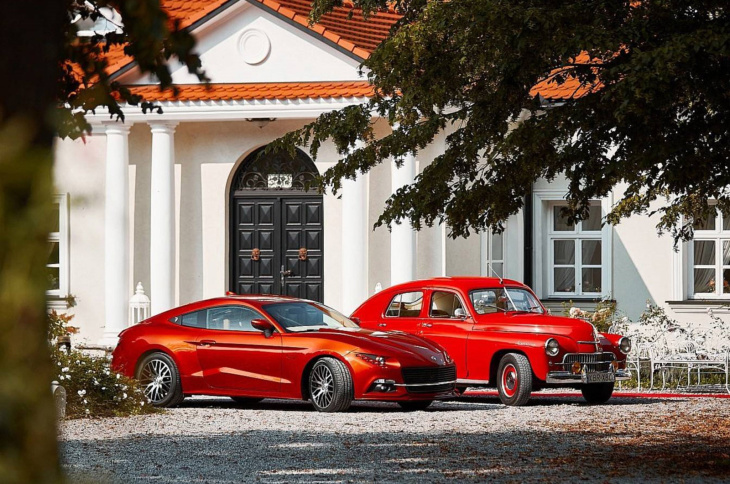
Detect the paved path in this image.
<box><xmin>59</xmin><ymin>393</ymin><xmax>730</xmax><ymax>483</ymax></box>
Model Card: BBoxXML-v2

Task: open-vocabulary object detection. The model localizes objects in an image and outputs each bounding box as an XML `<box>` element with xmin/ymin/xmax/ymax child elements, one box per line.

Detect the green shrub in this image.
<box><xmin>48</xmin><ymin>311</ymin><xmax>157</xmax><ymax>419</ymax></box>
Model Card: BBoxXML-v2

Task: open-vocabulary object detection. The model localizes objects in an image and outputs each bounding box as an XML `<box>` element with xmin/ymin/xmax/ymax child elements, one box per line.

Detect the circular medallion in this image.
<box><xmin>238</xmin><ymin>29</ymin><xmax>271</xmax><ymax>65</ymax></box>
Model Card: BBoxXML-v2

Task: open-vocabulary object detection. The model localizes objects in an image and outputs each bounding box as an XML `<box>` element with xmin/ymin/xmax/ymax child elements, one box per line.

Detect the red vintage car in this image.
<box><xmin>352</xmin><ymin>277</ymin><xmax>631</xmax><ymax>406</ymax></box>
<box><xmin>111</xmin><ymin>295</ymin><xmax>456</xmax><ymax>412</ymax></box>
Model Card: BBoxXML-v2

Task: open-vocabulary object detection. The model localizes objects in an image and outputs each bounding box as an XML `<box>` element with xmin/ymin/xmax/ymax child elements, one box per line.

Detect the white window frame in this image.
<box><xmin>686</xmin><ymin>208</ymin><xmax>730</xmax><ymax>299</ymax></box>
<box><xmin>533</xmin><ymin>189</ymin><xmax>612</xmax><ymax>299</ymax></box>
<box><xmin>47</xmin><ymin>194</ymin><xmax>70</xmax><ymax>302</ymax></box>
<box><xmin>480</xmin><ymin>229</ymin><xmax>506</xmax><ymax>279</ymax></box>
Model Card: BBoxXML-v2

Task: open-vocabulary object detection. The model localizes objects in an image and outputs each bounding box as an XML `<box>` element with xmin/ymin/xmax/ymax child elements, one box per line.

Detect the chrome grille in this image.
<box><xmin>401</xmin><ymin>365</ymin><xmax>456</xmax><ymax>394</ymax></box>
<box><xmin>561</xmin><ymin>353</ymin><xmax>615</xmax><ymax>373</ymax></box>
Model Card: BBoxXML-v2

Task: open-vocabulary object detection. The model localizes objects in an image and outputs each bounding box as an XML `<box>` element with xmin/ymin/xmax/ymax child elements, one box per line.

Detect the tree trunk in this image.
<box><xmin>0</xmin><ymin>2</ymin><xmax>68</xmax><ymax>482</ymax></box>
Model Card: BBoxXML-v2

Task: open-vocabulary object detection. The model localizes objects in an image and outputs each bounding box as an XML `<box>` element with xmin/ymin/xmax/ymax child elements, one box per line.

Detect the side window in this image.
<box><xmin>180</xmin><ymin>310</ymin><xmax>205</xmax><ymax>328</ymax></box>
<box><xmin>429</xmin><ymin>291</ymin><xmax>465</xmax><ymax>318</ymax></box>
<box><xmin>385</xmin><ymin>291</ymin><xmax>424</xmax><ymax>317</ymax></box>
<box><xmin>206</xmin><ymin>306</ymin><xmax>262</xmax><ymax>331</ymax></box>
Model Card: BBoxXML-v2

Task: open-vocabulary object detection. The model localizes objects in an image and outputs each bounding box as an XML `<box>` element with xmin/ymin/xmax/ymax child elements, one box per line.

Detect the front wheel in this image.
<box><xmin>496</xmin><ymin>353</ymin><xmax>533</xmax><ymax>406</ymax></box>
<box><xmin>398</xmin><ymin>400</ymin><xmax>433</xmax><ymax>411</ymax></box>
<box><xmin>308</xmin><ymin>357</ymin><xmax>353</xmax><ymax>412</ymax></box>
<box><xmin>137</xmin><ymin>352</ymin><xmax>184</xmax><ymax>407</ymax></box>
<box><xmin>581</xmin><ymin>382</ymin><xmax>615</xmax><ymax>404</ymax></box>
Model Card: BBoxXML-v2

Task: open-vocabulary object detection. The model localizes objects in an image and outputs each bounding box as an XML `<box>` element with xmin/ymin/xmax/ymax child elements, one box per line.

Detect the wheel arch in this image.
<box><xmin>489</xmin><ymin>349</ymin><xmax>531</xmax><ymax>386</ymax></box>
<box><xmin>134</xmin><ymin>346</ymin><xmax>181</xmax><ymax>379</ymax></box>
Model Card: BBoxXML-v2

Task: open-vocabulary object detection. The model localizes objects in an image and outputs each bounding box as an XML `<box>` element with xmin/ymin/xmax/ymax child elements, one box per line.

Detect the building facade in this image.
<box><xmin>51</xmin><ymin>0</ymin><xmax>728</xmax><ymax>345</ymax></box>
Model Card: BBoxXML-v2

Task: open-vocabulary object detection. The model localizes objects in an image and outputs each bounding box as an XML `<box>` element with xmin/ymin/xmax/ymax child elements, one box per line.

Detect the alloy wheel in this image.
<box><xmin>140</xmin><ymin>358</ymin><xmax>173</xmax><ymax>404</ymax></box>
<box><xmin>310</xmin><ymin>364</ymin><xmax>335</xmax><ymax>409</ymax></box>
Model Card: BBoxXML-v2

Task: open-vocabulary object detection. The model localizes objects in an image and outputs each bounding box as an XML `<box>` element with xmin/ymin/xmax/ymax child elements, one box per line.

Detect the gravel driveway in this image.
<box><xmin>59</xmin><ymin>392</ymin><xmax>730</xmax><ymax>483</ymax></box>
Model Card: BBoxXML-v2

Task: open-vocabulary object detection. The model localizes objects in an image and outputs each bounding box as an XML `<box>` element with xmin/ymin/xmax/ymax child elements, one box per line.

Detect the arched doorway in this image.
<box><xmin>229</xmin><ymin>146</ymin><xmax>324</xmax><ymax>301</ymax></box>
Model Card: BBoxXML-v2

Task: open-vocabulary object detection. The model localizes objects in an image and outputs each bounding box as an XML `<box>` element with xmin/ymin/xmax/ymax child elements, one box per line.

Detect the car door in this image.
<box><xmin>375</xmin><ymin>290</ymin><xmax>425</xmax><ymax>334</ymax></box>
<box><xmin>191</xmin><ymin>305</ymin><xmax>283</xmax><ymax>394</ymax></box>
<box><xmin>418</xmin><ymin>290</ymin><xmax>473</xmax><ymax>379</ymax></box>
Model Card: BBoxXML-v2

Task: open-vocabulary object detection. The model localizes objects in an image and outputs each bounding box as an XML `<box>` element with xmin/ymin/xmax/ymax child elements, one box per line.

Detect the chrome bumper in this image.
<box><xmin>546</xmin><ymin>369</ymin><xmax>631</xmax><ymax>384</ymax></box>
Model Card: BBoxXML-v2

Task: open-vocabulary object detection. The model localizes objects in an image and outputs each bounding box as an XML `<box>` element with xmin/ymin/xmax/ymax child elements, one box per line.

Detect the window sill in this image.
<box><xmin>47</xmin><ymin>295</ymin><xmax>73</xmax><ymax>310</ymax></box>
<box><xmin>666</xmin><ymin>300</ymin><xmax>730</xmax><ymax>314</ymax></box>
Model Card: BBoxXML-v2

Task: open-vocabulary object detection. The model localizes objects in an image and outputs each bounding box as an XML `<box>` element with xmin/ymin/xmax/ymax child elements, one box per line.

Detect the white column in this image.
<box><xmin>341</xmin><ymin>148</ymin><xmax>368</xmax><ymax>314</ymax></box>
<box><xmin>390</xmin><ymin>155</ymin><xmax>417</xmax><ymax>285</ymax></box>
<box><xmin>102</xmin><ymin>123</ymin><xmax>131</xmax><ymax>345</ymax></box>
<box><xmin>149</xmin><ymin>122</ymin><xmax>177</xmax><ymax>315</ymax></box>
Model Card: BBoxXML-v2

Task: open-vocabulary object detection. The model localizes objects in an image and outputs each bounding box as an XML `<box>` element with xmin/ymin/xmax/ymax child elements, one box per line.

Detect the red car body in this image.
<box><xmin>352</xmin><ymin>277</ymin><xmax>632</xmax><ymax>406</ymax></box>
<box><xmin>111</xmin><ymin>295</ymin><xmax>456</xmax><ymax>411</ymax></box>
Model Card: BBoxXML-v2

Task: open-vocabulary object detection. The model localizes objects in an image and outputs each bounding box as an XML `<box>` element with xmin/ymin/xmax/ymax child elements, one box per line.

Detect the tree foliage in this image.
<box><xmin>273</xmin><ymin>0</ymin><xmax>730</xmax><ymax>241</ymax></box>
<box><xmin>1</xmin><ymin>1</ymin><xmax>205</xmax><ymax>481</ymax></box>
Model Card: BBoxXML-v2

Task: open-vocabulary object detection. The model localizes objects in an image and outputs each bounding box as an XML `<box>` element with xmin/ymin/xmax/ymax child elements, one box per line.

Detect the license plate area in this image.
<box><xmin>584</xmin><ymin>372</ymin><xmax>615</xmax><ymax>384</ymax></box>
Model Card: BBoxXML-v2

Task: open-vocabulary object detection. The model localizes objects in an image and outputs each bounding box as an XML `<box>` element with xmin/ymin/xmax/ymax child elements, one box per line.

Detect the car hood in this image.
<box><xmin>306</xmin><ymin>327</ymin><xmax>450</xmax><ymax>366</ymax></box>
<box><xmin>474</xmin><ymin>312</ymin><xmax>597</xmax><ymax>342</ymax></box>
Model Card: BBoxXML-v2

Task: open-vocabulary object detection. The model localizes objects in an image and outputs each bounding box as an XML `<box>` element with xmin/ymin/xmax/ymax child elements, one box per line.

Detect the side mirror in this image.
<box><xmin>454</xmin><ymin>308</ymin><xmax>467</xmax><ymax>319</ymax></box>
<box><xmin>251</xmin><ymin>319</ymin><xmax>275</xmax><ymax>338</ymax></box>
<box><xmin>350</xmin><ymin>316</ymin><xmax>361</xmax><ymax>325</ymax></box>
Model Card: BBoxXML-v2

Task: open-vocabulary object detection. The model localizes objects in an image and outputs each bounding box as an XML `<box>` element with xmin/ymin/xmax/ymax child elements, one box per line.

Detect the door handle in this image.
<box><xmin>421</xmin><ymin>322</ymin><xmax>433</xmax><ymax>328</ymax></box>
<box><xmin>199</xmin><ymin>340</ymin><xmax>217</xmax><ymax>346</ymax></box>
<box><xmin>378</xmin><ymin>323</ymin><xmax>387</xmax><ymax>328</ymax></box>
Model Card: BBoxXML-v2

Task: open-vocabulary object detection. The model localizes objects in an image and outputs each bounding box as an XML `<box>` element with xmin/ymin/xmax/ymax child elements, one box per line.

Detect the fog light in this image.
<box><xmin>571</xmin><ymin>362</ymin><xmax>582</xmax><ymax>374</ymax></box>
<box><xmin>370</xmin><ymin>379</ymin><xmax>396</xmax><ymax>393</ymax></box>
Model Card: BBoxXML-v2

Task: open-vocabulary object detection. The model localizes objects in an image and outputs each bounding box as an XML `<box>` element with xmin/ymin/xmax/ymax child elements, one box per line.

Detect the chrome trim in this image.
<box><xmin>577</xmin><ymin>341</ymin><xmax>601</xmax><ymax>345</ymax></box>
<box><xmin>394</xmin><ymin>380</ymin><xmax>457</xmax><ymax>388</ymax></box>
<box><xmin>618</xmin><ymin>336</ymin><xmax>632</xmax><ymax>354</ymax></box>
<box><xmin>544</xmin><ymin>338</ymin><xmax>559</xmax><ymax>356</ymax></box>
<box><xmin>457</xmin><ymin>378</ymin><xmax>490</xmax><ymax>385</ymax></box>
<box><xmin>546</xmin><ymin>369</ymin><xmax>631</xmax><ymax>384</ymax></box>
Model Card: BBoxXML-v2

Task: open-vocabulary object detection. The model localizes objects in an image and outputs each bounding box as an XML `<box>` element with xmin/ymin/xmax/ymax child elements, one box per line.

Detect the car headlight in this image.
<box><xmin>443</xmin><ymin>352</ymin><xmax>453</xmax><ymax>364</ymax></box>
<box><xmin>618</xmin><ymin>337</ymin><xmax>632</xmax><ymax>355</ymax></box>
<box><xmin>356</xmin><ymin>353</ymin><xmax>389</xmax><ymax>367</ymax></box>
<box><xmin>544</xmin><ymin>338</ymin><xmax>560</xmax><ymax>357</ymax></box>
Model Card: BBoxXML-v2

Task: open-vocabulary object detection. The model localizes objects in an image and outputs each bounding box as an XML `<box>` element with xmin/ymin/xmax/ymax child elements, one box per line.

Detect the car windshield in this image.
<box><xmin>262</xmin><ymin>301</ymin><xmax>359</xmax><ymax>332</ymax></box>
<box><xmin>470</xmin><ymin>288</ymin><xmax>544</xmax><ymax>315</ymax></box>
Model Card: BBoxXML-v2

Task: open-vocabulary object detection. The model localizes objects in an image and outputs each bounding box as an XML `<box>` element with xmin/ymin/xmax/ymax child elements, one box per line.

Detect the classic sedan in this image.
<box><xmin>111</xmin><ymin>295</ymin><xmax>456</xmax><ymax>412</ymax></box>
<box><xmin>351</xmin><ymin>277</ymin><xmax>631</xmax><ymax>406</ymax></box>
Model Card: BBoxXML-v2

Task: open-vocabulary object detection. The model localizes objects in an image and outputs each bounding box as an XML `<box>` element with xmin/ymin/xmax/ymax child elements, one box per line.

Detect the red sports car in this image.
<box><xmin>111</xmin><ymin>295</ymin><xmax>456</xmax><ymax>412</ymax></box>
<box><xmin>352</xmin><ymin>277</ymin><xmax>632</xmax><ymax>406</ymax></box>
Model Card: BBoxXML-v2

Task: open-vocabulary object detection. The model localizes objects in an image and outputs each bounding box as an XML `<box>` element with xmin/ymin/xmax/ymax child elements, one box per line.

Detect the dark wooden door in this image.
<box><xmin>231</xmin><ymin>195</ymin><xmax>323</xmax><ymax>302</ymax></box>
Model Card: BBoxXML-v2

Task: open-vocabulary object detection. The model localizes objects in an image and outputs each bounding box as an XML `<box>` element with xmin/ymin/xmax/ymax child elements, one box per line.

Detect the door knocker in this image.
<box><xmin>298</xmin><ymin>247</ymin><xmax>308</xmax><ymax>261</ymax></box>
<box><xmin>251</xmin><ymin>248</ymin><xmax>261</xmax><ymax>261</ymax></box>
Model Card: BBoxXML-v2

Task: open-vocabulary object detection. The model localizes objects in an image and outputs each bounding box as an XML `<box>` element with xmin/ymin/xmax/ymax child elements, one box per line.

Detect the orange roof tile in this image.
<box><xmin>530</xmin><ymin>53</ymin><xmax>603</xmax><ymax>100</ymax></box>
<box><xmin>126</xmin><ymin>81</ymin><xmax>374</xmax><ymax>101</ymax></box>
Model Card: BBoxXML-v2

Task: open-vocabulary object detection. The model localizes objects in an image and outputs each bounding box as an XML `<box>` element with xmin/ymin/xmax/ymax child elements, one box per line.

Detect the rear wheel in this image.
<box><xmin>308</xmin><ymin>357</ymin><xmax>353</xmax><ymax>412</ymax></box>
<box><xmin>397</xmin><ymin>400</ymin><xmax>433</xmax><ymax>411</ymax></box>
<box><xmin>496</xmin><ymin>353</ymin><xmax>532</xmax><ymax>406</ymax></box>
<box><xmin>581</xmin><ymin>382</ymin><xmax>615</xmax><ymax>404</ymax></box>
<box><xmin>137</xmin><ymin>352</ymin><xmax>184</xmax><ymax>407</ymax></box>
<box><xmin>230</xmin><ymin>397</ymin><xmax>263</xmax><ymax>406</ymax></box>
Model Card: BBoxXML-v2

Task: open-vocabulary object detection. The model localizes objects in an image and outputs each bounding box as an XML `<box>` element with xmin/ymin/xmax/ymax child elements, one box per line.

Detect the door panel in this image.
<box><xmin>197</xmin><ymin>330</ymin><xmax>283</xmax><ymax>394</ymax></box>
<box><xmin>231</xmin><ymin>195</ymin><xmax>324</xmax><ymax>301</ymax></box>
<box><xmin>419</xmin><ymin>291</ymin><xmax>473</xmax><ymax>379</ymax></box>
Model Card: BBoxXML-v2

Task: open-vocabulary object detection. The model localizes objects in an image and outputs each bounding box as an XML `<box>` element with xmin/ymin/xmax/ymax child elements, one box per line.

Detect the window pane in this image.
<box><xmin>694</xmin><ymin>240</ymin><xmax>715</xmax><ymax>265</ymax></box>
<box><xmin>583</xmin><ymin>205</ymin><xmax>602</xmax><ymax>231</ymax></box>
<box><xmin>491</xmin><ymin>262</ymin><xmax>504</xmax><ymax>277</ymax></box>
<box><xmin>581</xmin><ymin>268</ymin><xmax>602</xmax><ymax>293</ymax></box>
<box><xmin>47</xmin><ymin>242</ymin><xmax>59</xmax><ymax>265</ymax></box>
<box><xmin>207</xmin><ymin>306</ymin><xmax>261</xmax><ymax>331</ymax></box>
<box><xmin>724</xmin><ymin>241</ymin><xmax>730</xmax><ymax>265</ymax></box>
<box><xmin>724</xmin><ymin>214</ymin><xmax>730</xmax><ymax>231</ymax></box>
<box><xmin>724</xmin><ymin>269</ymin><xmax>730</xmax><ymax>294</ymax></box>
<box><xmin>553</xmin><ymin>268</ymin><xmax>575</xmax><ymax>293</ymax></box>
<box><xmin>694</xmin><ymin>213</ymin><xmax>716</xmax><ymax>231</ymax></box>
<box><xmin>181</xmin><ymin>311</ymin><xmax>204</xmax><ymax>328</ymax></box>
<box><xmin>553</xmin><ymin>206</ymin><xmax>573</xmax><ymax>231</ymax></box>
<box><xmin>430</xmin><ymin>291</ymin><xmax>463</xmax><ymax>318</ymax></box>
<box><xmin>50</xmin><ymin>204</ymin><xmax>60</xmax><ymax>233</ymax></box>
<box><xmin>47</xmin><ymin>267</ymin><xmax>59</xmax><ymax>290</ymax></box>
<box><xmin>554</xmin><ymin>240</ymin><xmax>575</xmax><ymax>264</ymax></box>
<box><xmin>491</xmin><ymin>232</ymin><xmax>503</xmax><ymax>260</ymax></box>
<box><xmin>386</xmin><ymin>291</ymin><xmax>423</xmax><ymax>317</ymax></box>
<box><xmin>694</xmin><ymin>268</ymin><xmax>715</xmax><ymax>293</ymax></box>
<box><xmin>581</xmin><ymin>240</ymin><xmax>602</xmax><ymax>265</ymax></box>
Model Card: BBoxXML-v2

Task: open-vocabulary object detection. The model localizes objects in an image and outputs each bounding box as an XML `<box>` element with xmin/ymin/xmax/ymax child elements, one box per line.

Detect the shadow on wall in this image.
<box><xmin>613</xmin><ymin>234</ymin><xmax>655</xmax><ymax>321</ymax></box>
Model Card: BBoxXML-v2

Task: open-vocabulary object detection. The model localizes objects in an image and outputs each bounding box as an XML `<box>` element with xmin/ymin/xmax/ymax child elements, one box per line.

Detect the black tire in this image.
<box><xmin>230</xmin><ymin>396</ymin><xmax>263</xmax><ymax>406</ymax></box>
<box><xmin>496</xmin><ymin>353</ymin><xmax>532</xmax><ymax>406</ymax></box>
<box><xmin>397</xmin><ymin>400</ymin><xmax>433</xmax><ymax>411</ymax></box>
<box><xmin>308</xmin><ymin>357</ymin><xmax>353</xmax><ymax>412</ymax></box>
<box><xmin>581</xmin><ymin>382</ymin><xmax>615</xmax><ymax>404</ymax></box>
<box><xmin>136</xmin><ymin>352</ymin><xmax>184</xmax><ymax>407</ymax></box>
<box><xmin>455</xmin><ymin>386</ymin><xmax>468</xmax><ymax>396</ymax></box>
